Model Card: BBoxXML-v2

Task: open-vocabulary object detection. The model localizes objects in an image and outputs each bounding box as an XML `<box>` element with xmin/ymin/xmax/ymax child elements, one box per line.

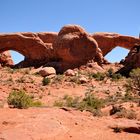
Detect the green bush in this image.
<box><xmin>111</xmin><ymin>73</ymin><xmax>122</xmax><ymax>81</ymax></box>
<box><xmin>128</xmin><ymin>68</ymin><xmax>140</xmax><ymax>95</ymax></box>
<box><xmin>42</xmin><ymin>77</ymin><xmax>50</xmax><ymax>86</ymax></box>
<box><xmin>7</xmin><ymin>90</ymin><xmax>42</xmax><ymax>109</ymax></box>
<box><xmin>53</xmin><ymin>100</ymin><xmax>64</xmax><ymax>107</ymax></box>
<box><xmin>82</xmin><ymin>93</ymin><xmax>104</xmax><ymax>110</ymax></box>
<box><xmin>107</xmin><ymin>68</ymin><xmax>122</xmax><ymax>81</ymax></box>
<box><xmin>65</xmin><ymin>96</ymin><xmax>80</xmax><ymax>108</ymax></box>
<box><xmin>92</xmin><ymin>72</ymin><xmax>106</xmax><ymax>81</ymax></box>
<box><xmin>31</xmin><ymin>101</ymin><xmax>43</xmax><ymax>107</ymax></box>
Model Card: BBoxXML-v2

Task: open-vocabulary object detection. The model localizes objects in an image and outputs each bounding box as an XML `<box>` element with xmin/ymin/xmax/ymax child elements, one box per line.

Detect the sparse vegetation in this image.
<box><xmin>126</xmin><ymin>68</ymin><xmax>140</xmax><ymax>96</ymax></box>
<box><xmin>54</xmin><ymin>100</ymin><xmax>64</xmax><ymax>107</ymax></box>
<box><xmin>52</xmin><ymin>74</ymin><xmax>64</xmax><ymax>84</ymax></box>
<box><xmin>90</xmin><ymin>69</ymin><xmax>123</xmax><ymax>81</ymax></box>
<box><xmin>54</xmin><ymin>90</ymin><xmax>104</xmax><ymax>116</ymax></box>
<box><xmin>92</xmin><ymin>72</ymin><xmax>106</xmax><ymax>81</ymax></box>
<box><xmin>110</xmin><ymin>105</ymin><xmax>137</xmax><ymax>119</ymax></box>
<box><xmin>7</xmin><ymin>90</ymin><xmax>42</xmax><ymax>109</ymax></box>
<box><xmin>112</xmin><ymin>126</ymin><xmax>123</xmax><ymax>133</ymax></box>
<box><xmin>42</xmin><ymin>77</ymin><xmax>50</xmax><ymax>86</ymax></box>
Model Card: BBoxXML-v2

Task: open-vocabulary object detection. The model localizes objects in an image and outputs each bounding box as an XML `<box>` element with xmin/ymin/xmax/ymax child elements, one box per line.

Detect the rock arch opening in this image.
<box><xmin>105</xmin><ymin>47</ymin><xmax>129</xmax><ymax>63</ymax></box>
<box><xmin>10</xmin><ymin>50</ymin><xmax>25</xmax><ymax>65</ymax></box>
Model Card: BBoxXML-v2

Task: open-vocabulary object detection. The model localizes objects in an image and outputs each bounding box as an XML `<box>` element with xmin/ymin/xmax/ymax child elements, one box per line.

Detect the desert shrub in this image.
<box><xmin>53</xmin><ymin>100</ymin><xmax>64</xmax><ymax>107</ymax></box>
<box><xmin>123</xmin><ymin>92</ymin><xmax>134</xmax><ymax>102</ymax></box>
<box><xmin>116</xmin><ymin>109</ymin><xmax>137</xmax><ymax>120</ymax></box>
<box><xmin>89</xmin><ymin>69</ymin><xmax>122</xmax><ymax>81</ymax></box>
<box><xmin>107</xmin><ymin>68</ymin><xmax>123</xmax><ymax>81</ymax></box>
<box><xmin>42</xmin><ymin>77</ymin><xmax>50</xmax><ymax>86</ymax></box>
<box><xmin>110</xmin><ymin>105</ymin><xmax>124</xmax><ymax>115</ymax></box>
<box><xmin>65</xmin><ymin>96</ymin><xmax>80</xmax><ymax>108</ymax></box>
<box><xmin>83</xmin><ymin>93</ymin><xmax>104</xmax><ymax>109</ymax></box>
<box><xmin>68</xmin><ymin>76</ymin><xmax>80</xmax><ymax>84</ymax></box>
<box><xmin>77</xmin><ymin>92</ymin><xmax>104</xmax><ymax>115</ymax></box>
<box><xmin>107</xmin><ymin>68</ymin><xmax>114</xmax><ymax>77</ymax></box>
<box><xmin>54</xmin><ymin>91</ymin><xmax>104</xmax><ymax>116</ymax></box>
<box><xmin>110</xmin><ymin>105</ymin><xmax>137</xmax><ymax>119</ymax></box>
<box><xmin>127</xmin><ymin>68</ymin><xmax>140</xmax><ymax>95</ymax></box>
<box><xmin>54</xmin><ymin>95</ymin><xmax>80</xmax><ymax>108</ymax></box>
<box><xmin>112</xmin><ymin>126</ymin><xmax>123</xmax><ymax>133</ymax></box>
<box><xmin>51</xmin><ymin>74</ymin><xmax>64</xmax><ymax>85</ymax></box>
<box><xmin>111</xmin><ymin>73</ymin><xmax>122</xmax><ymax>81</ymax></box>
<box><xmin>92</xmin><ymin>72</ymin><xmax>106</xmax><ymax>81</ymax></box>
<box><xmin>7</xmin><ymin>90</ymin><xmax>42</xmax><ymax>109</ymax></box>
<box><xmin>31</xmin><ymin>101</ymin><xmax>43</xmax><ymax>107</ymax></box>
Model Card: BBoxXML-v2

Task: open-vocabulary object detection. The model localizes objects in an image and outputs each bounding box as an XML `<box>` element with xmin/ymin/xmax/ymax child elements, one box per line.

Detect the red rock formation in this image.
<box><xmin>117</xmin><ymin>44</ymin><xmax>140</xmax><ymax>75</ymax></box>
<box><xmin>0</xmin><ymin>32</ymin><xmax>57</xmax><ymax>67</ymax></box>
<box><xmin>53</xmin><ymin>25</ymin><xmax>104</xmax><ymax>71</ymax></box>
<box><xmin>0</xmin><ymin>25</ymin><xmax>140</xmax><ymax>73</ymax></box>
<box><xmin>92</xmin><ymin>32</ymin><xmax>140</xmax><ymax>56</ymax></box>
<box><xmin>0</xmin><ymin>51</ymin><xmax>14</xmax><ymax>66</ymax></box>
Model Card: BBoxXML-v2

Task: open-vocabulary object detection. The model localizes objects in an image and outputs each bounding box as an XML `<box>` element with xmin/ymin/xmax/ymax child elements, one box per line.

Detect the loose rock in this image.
<box><xmin>39</xmin><ymin>67</ymin><xmax>56</xmax><ymax>77</ymax></box>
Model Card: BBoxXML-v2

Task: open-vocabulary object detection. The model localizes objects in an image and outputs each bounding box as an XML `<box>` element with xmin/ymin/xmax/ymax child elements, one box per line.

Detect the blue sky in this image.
<box><xmin>0</xmin><ymin>0</ymin><xmax>140</xmax><ymax>64</ymax></box>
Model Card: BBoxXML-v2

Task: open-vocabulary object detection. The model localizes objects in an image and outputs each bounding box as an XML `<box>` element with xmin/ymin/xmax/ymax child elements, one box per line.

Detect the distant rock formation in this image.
<box><xmin>0</xmin><ymin>51</ymin><xmax>13</xmax><ymax>66</ymax></box>
<box><xmin>0</xmin><ymin>25</ymin><xmax>140</xmax><ymax>73</ymax></box>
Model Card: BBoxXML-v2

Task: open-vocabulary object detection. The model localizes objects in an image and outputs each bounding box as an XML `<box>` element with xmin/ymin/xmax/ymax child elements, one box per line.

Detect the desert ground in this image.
<box><xmin>0</xmin><ymin>63</ymin><xmax>140</xmax><ymax>140</ymax></box>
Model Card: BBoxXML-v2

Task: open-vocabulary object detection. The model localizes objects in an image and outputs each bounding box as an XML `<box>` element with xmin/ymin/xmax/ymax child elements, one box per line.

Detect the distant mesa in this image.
<box><xmin>0</xmin><ymin>24</ymin><xmax>140</xmax><ymax>74</ymax></box>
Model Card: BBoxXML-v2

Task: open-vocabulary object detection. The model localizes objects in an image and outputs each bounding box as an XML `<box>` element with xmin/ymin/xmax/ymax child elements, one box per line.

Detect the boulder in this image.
<box><xmin>39</xmin><ymin>67</ymin><xmax>56</xmax><ymax>77</ymax></box>
<box><xmin>64</xmin><ymin>69</ymin><xmax>76</xmax><ymax>76</ymax></box>
<box><xmin>79</xmin><ymin>77</ymin><xmax>88</xmax><ymax>83</ymax></box>
<box><xmin>53</xmin><ymin>25</ymin><xmax>105</xmax><ymax>72</ymax></box>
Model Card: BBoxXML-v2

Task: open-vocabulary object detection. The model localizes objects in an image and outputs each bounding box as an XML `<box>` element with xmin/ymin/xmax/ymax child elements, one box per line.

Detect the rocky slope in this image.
<box><xmin>0</xmin><ymin>64</ymin><xmax>140</xmax><ymax>140</ymax></box>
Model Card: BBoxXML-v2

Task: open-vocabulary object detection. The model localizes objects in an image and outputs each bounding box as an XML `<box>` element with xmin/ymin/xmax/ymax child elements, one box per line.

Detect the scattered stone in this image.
<box><xmin>79</xmin><ymin>77</ymin><xmax>88</xmax><ymax>83</ymax></box>
<box><xmin>87</xmin><ymin>62</ymin><xmax>103</xmax><ymax>71</ymax></box>
<box><xmin>39</xmin><ymin>67</ymin><xmax>56</xmax><ymax>77</ymax></box>
<box><xmin>64</xmin><ymin>69</ymin><xmax>75</xmax><ymax>76</ymax></box>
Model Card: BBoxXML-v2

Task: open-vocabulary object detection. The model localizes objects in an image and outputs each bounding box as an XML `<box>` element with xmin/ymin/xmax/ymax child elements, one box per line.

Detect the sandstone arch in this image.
<box><xmin>92</xmin><ymin>32</ymin><xmax>140</xmax><ymax>56</ymax></box>
<box><xmin>0</xmin><ymin>32</ymin><xmax>57</xmax><ymax>67</ymax></box>
<box><xmin>0</xmin><ymin>25</ymin><xmax>140</xmax><ymax>72</ymax></box>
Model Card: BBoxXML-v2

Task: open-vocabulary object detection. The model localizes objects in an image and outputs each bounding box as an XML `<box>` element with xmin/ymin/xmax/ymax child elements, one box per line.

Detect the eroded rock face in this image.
<box><xmin>53</xmin><ymin>25</ymin><xmax>104</xmax><ymax>71</ymax></box>
<box><xmin>0</xmin><ymin>51</ymin><xmax>14</xmax><ymax>66</ymax></box>
<box><xmin>117</xmin><ymin>44</ymin><xmax>140</xmax><ymax>75</ymax></box>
